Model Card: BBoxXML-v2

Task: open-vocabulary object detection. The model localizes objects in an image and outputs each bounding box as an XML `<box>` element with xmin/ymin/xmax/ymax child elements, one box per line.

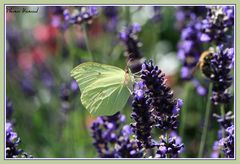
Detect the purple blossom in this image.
<box><xmin>119</xmin><ymin>23</ymin><xmax>143</xmax><ymax>72</ymax></box>
<box><xmin>211</xmin><ymin>141</ymin><xmax>220</xmax><ymax>158</ymax></box>
<box><xmin>201</xmin><ymin>45</ymin><xmax>234</xmax><ymax>105</ymax></box>
<box><xmin>63</xmin><ymin>6</ymin><xmax>98</xmax><ymax>29</ymax></box>
<box><xmin>102</xmin><ymin>6</ymin><xmax>119</xmax><ymax>32</ymax></box>
<box><xmin>20</xmin><ymin>72</ymin><xmax>36</xmax><ymax>97</ymax></box>
<box><xmin>175</xmin><ymin>6</ymin><xmax>207</xmax><ymax>30</ymax></box>
<box><xmin>176</xmin><ymin>6</ymin><xmax>209</xmax><ymax>97</ymax></box>
<box><xmin>177</xmin><ymin>19</ymin><xmax>203</xmax><ymax>80</ymax></box>
<box><xmin>6</xmin><ymin>97</ymin><xmax>13</xmax><ymax>120</ymax></box>
<box><xmin>131</xmin><ymin>81</ymin><xmax>154</xmax><ymax>148</ymax></box>
<box><xmin>119</xmin><ymin>23</ymin><xmax>142</xmax><ymax>59</ymax></box>
<box><xmin>6</xmin><ymin>122</ymin><xmax>32</xmax><ymax>158</ymax></box>
<box><xmin>192</xmin><ymin>79</ymin><xmax>207</xmax><ymax>96</ymax></box>
<box><xmin>130</xmin><ymin>60</ymin><xmax>184</xmax><ymax>158</ymax></box>
<box><xmin>155</xmin><ymin>135</ymin><xmax>184</xmax><ymax>158</ymax></box>
<box><xmin>91</xmin><ymin>112</ymin><xmax>143</xmax><ymax>158</ymax></box>
<box><xmin>213</xmin><ymin>111</ymin><xmax>234</xmax><ymax>129</ymax></box>
<box><xmin>141</xmin><ymin>60</ymin><xmax>182</xmax><ymax>119</ymax></box>
<box><xmin>212</xmin><ymin>111</ymin><xmax>234</xmax><ymax>158</ymax></box>
<box><xmin>200</xmin><ymin>6</ymin><xmax>234</xmax><ymax>45</ymax></box>
<box><xmin>220</xmin><ymin>125</ymin><xmax>234</xmax><ymax>158</ymax></box>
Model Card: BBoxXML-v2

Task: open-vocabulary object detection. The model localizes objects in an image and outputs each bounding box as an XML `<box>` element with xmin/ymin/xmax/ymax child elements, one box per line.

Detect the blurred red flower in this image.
<box><xmin>18</xmin><ymin>50</ymin><xmax>33</xmax><ymax>72</ymax></box>
<box><xmin>32</xmin><ymin>46</ymin><xmax>47</xmax><ymax>65</ymax></box>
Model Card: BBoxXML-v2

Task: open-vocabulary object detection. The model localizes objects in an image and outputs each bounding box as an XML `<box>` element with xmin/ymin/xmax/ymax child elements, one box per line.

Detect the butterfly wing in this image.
<box><xmin>70</xmin><ymin>62</ymin><xmax>131</xmax><ymax>116</ymax></box>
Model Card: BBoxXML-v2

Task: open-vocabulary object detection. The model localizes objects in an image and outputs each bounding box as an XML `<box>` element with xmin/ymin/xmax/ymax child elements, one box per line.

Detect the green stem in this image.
<box><xmin>125</xmin><ymin>6</ymin><xmax>131</xmax><ymax>26</ymax></box>
<box><xmin>166</xmin><ymin>132</ymin><xmax>169</xmax><ymax>158</ymax></box>
<box><xmin>179</xmin><ymin>83</ymin><xmax>192</xmax><ymax>142</ymax></box>
<box><xmin>82</xmin><ymin>24</ymin><xmax>94</xmax><ymax>61</ymax></box>
<box><xmin>220</xmin><ymin>104</ymin><xmax>225</xmax><ymax>138</ymax></box>
<box><xmin>198</xmin><ymin>83</ymin><xmax>213</xmax><ymax>158</ymax></box>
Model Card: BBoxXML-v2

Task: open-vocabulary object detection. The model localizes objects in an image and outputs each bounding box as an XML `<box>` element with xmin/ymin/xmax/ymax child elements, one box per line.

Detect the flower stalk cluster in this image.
<box><xmin>155</xmin><ymin>135</ymin><xmax>184</xmax><ymax>158</ymax></box>
<box><xmin>219</xmin><ymin>125</ymin><xmax>234</xmax><ymax>158</ymax></box>
<box><xmin>6</xmin><ymin>97</ymin><xmax>13</xmax><ymax>120</ymax></box>
<box><xmin>201</xmin><ymin>45</ymin><xmax>234</xmax><ymax>105</ymax></box>
<box><xmin>60</xmin><ymin>80</ymin><xmax>79</xmax><ymax>114</ymax></box>
<box><xmin>140</xmin><ymin>61</ymin><xmax>182</xmax><ymax>129</ymax></box>
<box><xmin>175</xmin><ymin>6</ymin><xmax>207</xmax><ymax>30</ymax></box>
<box><xmin>131</xmin><ymin>81</ymin><xmax>154</xmax><ymax>148</ymax></box>
<box><xmin>6</xmin><ymin>122</ymin><xmax>32</xmax><ymax>158</ymax></box>
<box><xmin>6</xmin><ymin>122</ymin><xmax>22</xmax><ymax>158</ymax></box>
<box><xmin>176</xmin><ymin>7</ymin><xmax>207</xmax><ymax>96</ymax></box>
<box><xmin>211</xmin><ymin>111</ymin><xmax>234</xmax><ymax>158</ymax></box>
<box><xmin>63</xmin><ymin>6</ymin><xmax>98</xmax><ymax>29</ymax></box>
<box><xmin>102</xmin><ymin>6</ymin><xmax>119</xmax><ymax>32</ymax></box>
<box><xmin>131</xmin><ymin>60</ymin><xmax>184</xmax><ymax>158</ymax></box>
<box><xmin>198</xmin><ymin>6</ymin><xmax>234</xmax><ymax>158</ymax></box>
<box><xmin>200</xmin><ymin>6</ymin><xmax>234</xmax><ymax>45</ymax></box>
<box><xmin>91</xmin><ymin>112</ymin><xmax>143</xmax><ymax>158</ymax></box>
<box><xmin>6</xmin><ymin>98</ymin><xmax>32</xmax><ymax>158</ymax></box>
<box><xmin>119</xmin><ymin>23</ymin><xmax>143</xmax><ymax>72</ymax></box>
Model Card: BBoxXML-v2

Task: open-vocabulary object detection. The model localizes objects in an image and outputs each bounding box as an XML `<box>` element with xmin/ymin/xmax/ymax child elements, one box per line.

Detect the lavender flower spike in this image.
<box><xmin>201</xmin><ymin>45</ymin><xmax>234</xmax><ymax>105</ymax></box>
<box><xmin>91</xmin><ymin>112</ymin><xmax>143</xmax><ymax>158</ymax></box>
<box><xmin>200</xmin><ymin>6</ymin><xmax>234</xmax><ymax>45</ymax></box>
<box><xmin>141</xmin><ymin>60</ymin><xmax>183</xmax><ymax>131</ymax></box>
<box><xmin>219</xmin><ymin>125</ymin><xmax>234</xmax><ymax>158</ymax></box>
<box><xmin>63</xmin><ymin>6</ymin><xmax>98</xmax><ymax>29</ymax></box>
<box><xmin>119</xmin><ymin>23</ymin><xmax>142</xmax><ymax>59</ymax></box>
<box><xmin>6</xmin><ymin>122</ymin><xmax>32</xmax><ymax>158</ymax></box>
<box><xmin>131</xmin><ymin>81</ymin><xmax>154</xmax><ymax>148</ymax></box>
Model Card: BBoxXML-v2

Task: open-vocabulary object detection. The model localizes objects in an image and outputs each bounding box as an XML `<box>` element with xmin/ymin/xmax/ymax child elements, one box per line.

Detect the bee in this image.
<box><xmin>198</xmin><ymin>49</ymin><xmax>214</xmax><ymax>70</ymax></box>
<box><xmin>191</xmin><ymin>49</ymin><xmax>214</xmax><ymax>76</ymax></box>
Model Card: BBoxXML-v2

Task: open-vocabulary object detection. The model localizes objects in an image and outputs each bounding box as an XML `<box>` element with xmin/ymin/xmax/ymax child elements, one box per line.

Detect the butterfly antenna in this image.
<box><xmin>125</xmin><ymin>56</ymin><xmax>134</xmax><ymax>72</ymax></box>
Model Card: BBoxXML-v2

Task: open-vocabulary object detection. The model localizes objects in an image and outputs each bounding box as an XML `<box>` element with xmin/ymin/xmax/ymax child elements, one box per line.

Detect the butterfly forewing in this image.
<box><xmin>70</xmin><ymin>62</ymin><xmax>125</xmax><ymax>92</ymax></box>
<box><xmin>70</xmin><ymin>62</ymin><xmax>132</xmax><ymax>116</ymax></box>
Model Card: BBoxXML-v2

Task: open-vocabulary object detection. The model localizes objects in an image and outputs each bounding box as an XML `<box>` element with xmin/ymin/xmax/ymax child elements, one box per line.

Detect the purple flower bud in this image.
<box><xmin>226</xmin><ymin>125</ymin><xmax>234</xmax><ymax>135</ymax></box>
<box><xmin>181</xmin><ymin>67</ymin><xmax>190</xmax><ymax>79</ymax></box>
<box><xmin>122</xmin><ymin>125</ymin><xmax>132</xmax><ymax>137</ymax></box>
<box><xmin>159</xmin><ymin>145</ymin><xmax>167</xmax><ymax>154</ymax></box>
<box><xmin>119</xmin><ymin>31</ymin><xmax>127</xmax><ymax>41</ymax></box>
<box><xmin>107</xmin><ymin>123</ymin><xmax>114</xmax><ymax>129</ymax></box>
<box><xmin>196</xmin><ymin>85</ymin><xmax>207</xmax><ymax>96</ymax></box>
<box><xmin>130</xmin><ymin>150</ymin><xmax>137</xmax><ymax>155</ymax></box>
<box><xmin>88</xmin><ymin>6</ymin><xmax>98</xmax><ymax>15</ymax></box>
<box><xmin>135</xmin><ymin>90</ymin><xmax>144</xmax><ymax>100</ymax></box>
<box><xmin>132</xmin><ymin>23</ymin><xmax>141</xmax><ymax>33</ymax></box>
<box><xmin>177</xmin><ymin>99</ymin><xmax>183</xmax><ymax>108</ymax></box>
<box><xmin>70</xmin><ymin>80</ymin><xmax>79</xmax><ymax>93</ymax></box>
<box><xmin>91</xmin><ymin>112</ymin><xmax>143</xmax><ymax>158</ymax></box>
<box><xmin>200</xmin><ymin>33</ymin><xmax>211</xmax><ymax>42</ymax></box>
<box><xmin>120</xmin><ymin>115</ymin><xmax>126</xmax><ymax>122</ymax></box>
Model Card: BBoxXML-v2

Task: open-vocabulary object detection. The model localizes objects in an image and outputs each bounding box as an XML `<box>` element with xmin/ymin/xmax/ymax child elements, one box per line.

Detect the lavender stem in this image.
<box><xmin>198</xmin><ymin>82</ymin><xmax>213</xmax><ymax>158</ymax></box>
<box><xmin>166</xmin><ymin>132</ymin><xmax>169</xmax><ymax>158</ymax></box>
<box><xmin>82</xmin><ymin>24</ymin><xmax>94</xmax><ymax>61</ymax></box>
<box><xmin>179</xmin><ymin>83</ymin><xmax>191</xmax><ymax>142</ymax></box>
<box><xmin>220</xmin><ymin>105</ymin><xmax>225</xmax><ymax>138</ymax></box>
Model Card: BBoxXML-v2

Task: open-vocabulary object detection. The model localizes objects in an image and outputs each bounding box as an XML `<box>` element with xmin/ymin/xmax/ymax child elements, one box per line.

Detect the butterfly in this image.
<box><xmin>70</xmin><ymin>62</ymin><xmax>134</xmax><ymax>116</ymax></box>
